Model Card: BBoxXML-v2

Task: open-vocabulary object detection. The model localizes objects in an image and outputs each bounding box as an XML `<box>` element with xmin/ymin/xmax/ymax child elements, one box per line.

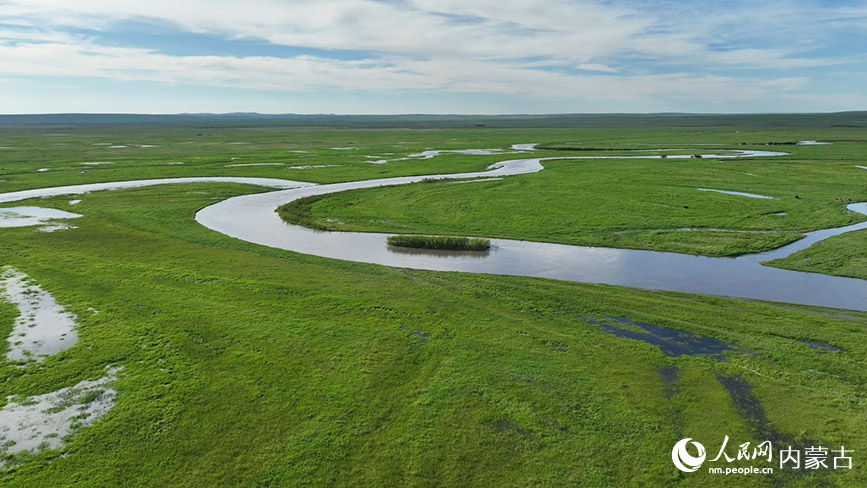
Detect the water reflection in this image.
<box><xmin>386</xmin><ymin>245</ymin><xmax>492</xmax><ymax>259</ymax></box>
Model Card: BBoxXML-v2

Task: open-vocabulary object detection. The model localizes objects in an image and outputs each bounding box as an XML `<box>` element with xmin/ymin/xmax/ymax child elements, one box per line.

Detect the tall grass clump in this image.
<box><xmin>276</xmin><ymin>195</ymin><xmax>331</xmax><ymax>231</ymax></box>
<box><xmin>387</xmin><ymin>235</ymin><xmax>491</xmax><ymax>251</ymax></box>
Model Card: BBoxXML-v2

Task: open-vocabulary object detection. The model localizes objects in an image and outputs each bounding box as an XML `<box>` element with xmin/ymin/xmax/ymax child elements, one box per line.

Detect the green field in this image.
<box><xmin>284</xmin><ymin>130</ymin><xmax>867</xmax><ymax>258</ymax></box>
<box><xmin>1</xmin><ymin>116</ymin><xmax>867</xmax><ymax>487</ymax></box>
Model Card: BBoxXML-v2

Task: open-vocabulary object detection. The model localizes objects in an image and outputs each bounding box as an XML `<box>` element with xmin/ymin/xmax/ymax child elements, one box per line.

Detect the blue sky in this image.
<box><xmin>0</xmin><ymin>0</ymin><xmax>865</xmax><ymax>114</ymax></box>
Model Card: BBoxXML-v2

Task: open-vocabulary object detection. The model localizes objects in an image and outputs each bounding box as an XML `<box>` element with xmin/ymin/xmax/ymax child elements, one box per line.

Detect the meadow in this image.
<box><xmin>1</xmin><ymin>117</ymin><xmax>866</xmax><ymax>487</ymax></box>
<box><xmin>285</xmin><ymin>130</ymin><xmax>867</xmax><ymax>258</ymax></box>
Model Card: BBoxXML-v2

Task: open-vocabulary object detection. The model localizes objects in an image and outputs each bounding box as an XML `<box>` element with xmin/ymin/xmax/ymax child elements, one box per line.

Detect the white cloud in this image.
<box><xmin>0</xmin><ymin>30</ymin><xmax>821</xmax><ymax>105</ymax></box>
<box><xmin>0</xmin><ymin>0</ymin><xmax>865</xmax><ymax>112</ymax></box>
<box><xmin>577</xmin><ymin>63</ymin><xmax>617</xmax><ymax>73</ymax></box>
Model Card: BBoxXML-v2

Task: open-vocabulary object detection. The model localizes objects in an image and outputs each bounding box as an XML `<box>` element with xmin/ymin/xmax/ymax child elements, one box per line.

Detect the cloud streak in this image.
<box><xmin>0</xmin><ymin>0</ymin><xmax>865</xmax><ymax>113</ymax></box>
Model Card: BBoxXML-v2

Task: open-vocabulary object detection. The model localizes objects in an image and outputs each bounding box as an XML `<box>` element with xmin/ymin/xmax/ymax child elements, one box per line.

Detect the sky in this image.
<box><xmin>0</xmin><ymin>0</ymin><xmax>866</xmax><ymax>114</ymax></box>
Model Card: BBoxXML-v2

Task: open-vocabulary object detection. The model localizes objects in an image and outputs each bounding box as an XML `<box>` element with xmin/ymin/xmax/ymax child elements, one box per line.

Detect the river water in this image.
<box><xmin>3</xmin><ymin>148</ymin><xmax>866</xmax><ymax>311</ymax></box>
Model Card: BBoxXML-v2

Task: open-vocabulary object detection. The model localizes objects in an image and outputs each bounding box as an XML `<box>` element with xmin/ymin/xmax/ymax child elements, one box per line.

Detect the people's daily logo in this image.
<box><xmin>672</xmin><ymin>436</ymin><xmax>853</xmax><ymax>476</ymax></box>
<box><xmin>672</xmin><ymin>438</ymin><xmax>706</xmax><ymax>472</ymax></box>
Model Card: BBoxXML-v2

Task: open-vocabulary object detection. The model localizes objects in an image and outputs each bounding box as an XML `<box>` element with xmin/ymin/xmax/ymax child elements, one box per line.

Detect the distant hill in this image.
<box><xmin>0</xmin><ymin>112</ymin><xmax>865</xmax><ymax>129</ymax></box>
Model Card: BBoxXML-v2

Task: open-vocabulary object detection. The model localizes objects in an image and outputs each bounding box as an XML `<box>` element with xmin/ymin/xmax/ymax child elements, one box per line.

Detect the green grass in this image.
<box><xmin>1</xmin><ymin>120</ymin><xmax>867</xmax><ymax>486</ymax></box>
<box><xmin>767</xmin><ymin>228</ymin><xmax>867</xmax><ymax>279</ymax></box>
<box><xmin>280</xmin><ymin>145</ymin><xmax>867</xmax><ymax>256</ymax></box>
<box><xmin>386</xmin><ymin>235</ymin><xmax>491</xmax><ymax>251</ymax></box>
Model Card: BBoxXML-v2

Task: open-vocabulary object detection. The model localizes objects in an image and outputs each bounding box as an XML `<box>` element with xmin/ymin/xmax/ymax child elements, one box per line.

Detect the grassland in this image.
<box><xmin>1</xmin><ymin>118</ymin><xmax>866</xmax><ymax>487</ymax></box>
<box><xmin>280</xmin><ymin>130</ymin><xmax>867</xmax><ymax>257</ymax></box>
<box><xmin>768</xmin><ymin>229</ymin><xmax>867</xmax><ymax>279</ymax></box>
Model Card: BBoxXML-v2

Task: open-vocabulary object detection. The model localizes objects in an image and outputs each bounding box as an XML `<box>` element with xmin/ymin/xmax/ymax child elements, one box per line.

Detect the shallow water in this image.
<box><xmin>587</xmin><ymin>316</ymin><xmax>739</xmax><ymax>359</ymax></box>
<box><xmin>1</xmin><ymin>267</ymin><xmax>79</xmax><ymax>363</ymax></box>
<box><xmin>0</xmin><ymin>268</ymin><xmax>121</xmax><ymax>464</ymax></box>
<box><xmin>0</xmin><ymin>207</ymin><xmax>82</xmax><ymax>228</ymax></box>
<box><xmin>367</xmin><ymin>147</ymin><xmax>522</xmax><ymax>165</ymax></box>
<box><xmin>715</xmin><ymin>374</ymin><xmax>797</xmax><ymax>445</ymax></box>
<box><xmin>697</xmin><ymin>188</ymin><xmax>774</xmax><ymax>200</ymax></box>
<box><xmin>796</xmin><ymin>339</ymin><xmax>845</xmax><ymax>352</ymax></box>
<box><xmin>0</xmin><ymin>367</ymin><xmax>120</xmax><ymax>458</ymax></box>
<box><xmin>0</xmin><ymin>177</ymin><xmax>313</xmax><ymax>205</ymax></box>
<box><xmin>287</xmin><ymin>165</ymin><xmax>343</xmax><ymax>170</ymax></box>
<box><xmin>38</xmin><ymin>223</ymin><xmax>78</xmax><ymax>233</ymax></box>
<box><xmin>225</xmin><ymin>163</ymin><xmax>285</xmax><ymax>168</ymax></box>
<box><xmin>510</xmin><ymin>143</ymin><xmax>539</xmax><ymax>151</ymax></box>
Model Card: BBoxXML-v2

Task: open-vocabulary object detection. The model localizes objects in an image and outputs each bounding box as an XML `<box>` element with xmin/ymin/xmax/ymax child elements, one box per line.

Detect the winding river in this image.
<box><xmin>3</xmin><ymin>147</ymin><xmax>867</xmax><ymax>312</ymax></box>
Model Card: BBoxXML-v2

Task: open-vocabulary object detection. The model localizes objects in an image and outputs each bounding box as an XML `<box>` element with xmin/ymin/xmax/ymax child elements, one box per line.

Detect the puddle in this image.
<box><xmin>81</xmin><ymin>162</ymin><xmax>113</xmax><ymax>166</ymax></box>
<box><xmin>163</xmin><ymin>162</ymin><xmax>185</xmax><ymax>166</ymax></box>
<box><xmin>68</xmin><ymin>200</ymin><xmax>81</xmax><ymax>205</ymax></box>
<box><xmin>511</xmin><ymin>143</ymin><xmax>539</xmax><ymax>151</ymax></box>
<box><xmin>856</xmin><ymin>166</ymin><xmax>867</xmax><ymax>171</ymax></box>
<box><xmin>795</xmin><ymin>339</ymin><xmax>844</xmax><ymax>353</ymax></box>
<box><xmin>716</xmin><ymin>373</ymin><xmax>830</xmax><ymax>487</ymax></box>
<box><xmin>108</xmin><ymin>145</ymin><xmax>127</xmax><ymax>149</ymax></box>
<box><xmin>225</xmin><ymin>163</ymin><xmax>285</xmax><ymax>168</ymax></box>
<box><xmin>331</xmin><ymin>147</ymin><xmax>357</xmax><ymax>151</ymax></box>
<box><xmin>0</xmin><ymin>207</ymin><xmax>82</xmax><ymax>229</ymax></box>
<box><xmin>36</xmin><ymin>169</ymin><xmax>49</xmax><ymax>173</ymax></box>
<box><xmin>286</xmin><ymin>165</ymin><xmax>343</xmax><ymax>170</ymax></box>
<box><xmin>797</xmin><ymin>141</ymin><xmax>832</xmax><ymax>146</ymax></box>
<box><xmin>1</xmin><ymin>267</ymin><xmax>79</xmax><ymax>363</ymax></box>
<box><xmin>586</xmin><ymin>316</ymin><xmax>740</xmax><ymax>359</ymax></box>
<box><xmin>697</xmin><ymin>189</ymin><xmax>774</xmax><ymax>200</ymax></box>
<box><xmin>0</xmin><ymin>270</ymin><xmax>120</xmax><ymax>467</ymax></box>
<box><xmin>716</xmin><ymin>375</ymin><xmax>798</xmax><ymax>447</ymax></box>
<box><xmin>38</xmin><ymin>223</ymin><xmax>77</xmax><ymax>233</ymax></box>
<box><xmin>0</xmin><ymin>367</ymin><xmax>121</xmax><ymax>462</ymax></box>
<box><xmin>401</xmin><ymin>326</ymin><xmax>431</xmax><ymax>345</ymax></box>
